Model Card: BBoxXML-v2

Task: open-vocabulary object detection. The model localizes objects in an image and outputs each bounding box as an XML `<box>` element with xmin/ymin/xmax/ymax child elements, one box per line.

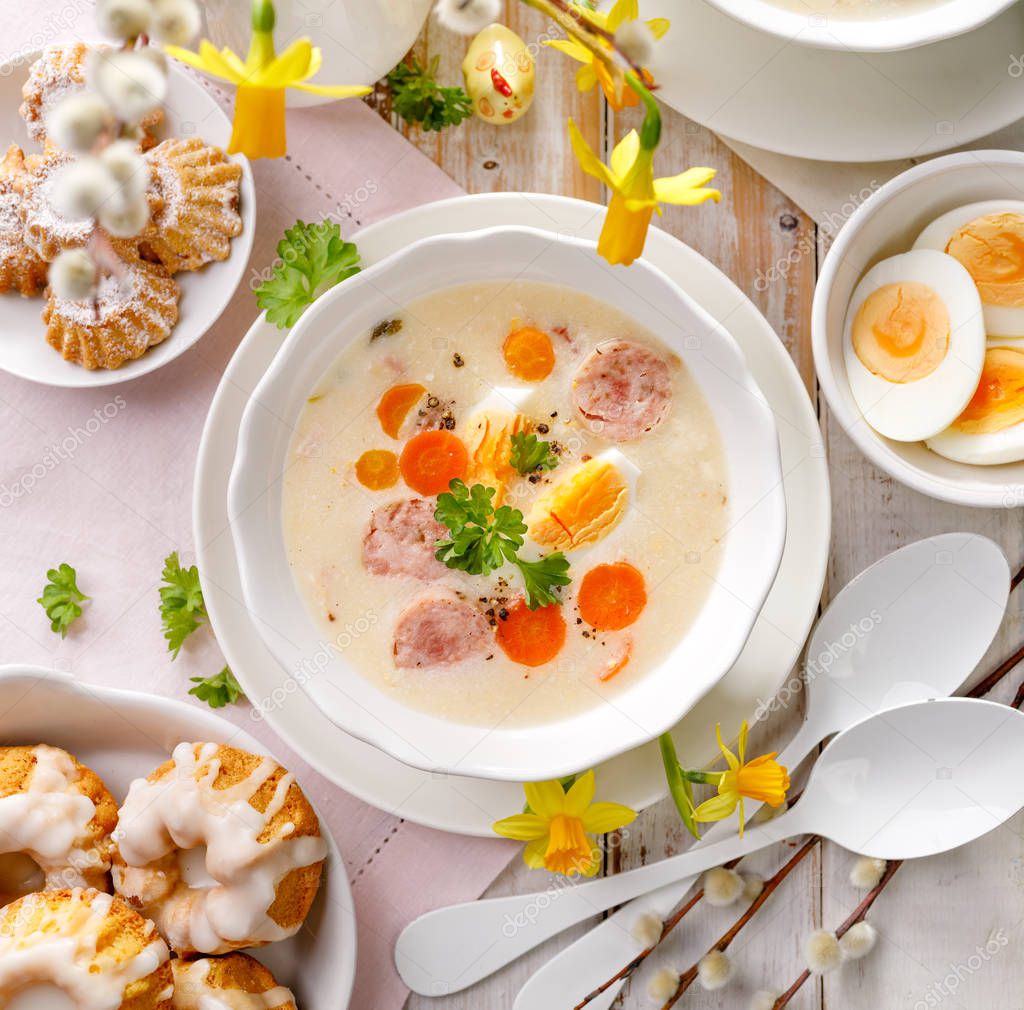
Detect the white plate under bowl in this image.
<box><xmin>641</xmin><ymin>0</ymin><xmax>1024</xmax><ymax>162</ymax></box>
<box><xmin>0</xmin><ymin>664</ymin><xmax>356</xmax><ymax>1010</ymax></box>
<box><xmin>814</xmin><ymin>149</ymin><xmax>1024</xmax><ymax>509</ymax></box>
<box><xmin>195</xmin><ymin>192</ymin><xmax>831</xmax><ymax>834</ymax></box>
<box><xmin>0</xmin><ymin>48</ymin><xmax>256</xmax><ymax>388</ymax></box>
<box><xmin>227</xmin><ymin>226</ymin><xmax>787</xmax><ymax>782</ymax></box>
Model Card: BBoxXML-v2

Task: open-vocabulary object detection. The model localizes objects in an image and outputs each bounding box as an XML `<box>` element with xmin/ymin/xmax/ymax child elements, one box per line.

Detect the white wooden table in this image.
<box><xmin>382</xmin><ymin>9</ymin><xmax>1024</xmax><ymax>1009</ymax></box>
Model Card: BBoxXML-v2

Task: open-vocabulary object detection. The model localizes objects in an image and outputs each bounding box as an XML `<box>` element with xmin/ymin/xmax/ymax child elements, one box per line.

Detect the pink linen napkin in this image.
<box><xmin>0</xmin><ymin>9</ymin><xmax>515</xmax><ymax>1008</ymax></box>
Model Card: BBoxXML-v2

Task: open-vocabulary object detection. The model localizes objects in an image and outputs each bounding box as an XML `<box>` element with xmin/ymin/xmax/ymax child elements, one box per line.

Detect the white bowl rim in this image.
<box><xmin>703</xmin><ymin>0</ymin><xmax>1015</xmax><ymax>52</ymax></box>
<box><xmin>228</xmin><ymin>224</ymin><xmax>787</xmax><ymax>781</ymax></box>
<box><xmin>812</xmin><ymin>147</ymin><xmax>1024</xmax><ymax>508</ymax></box>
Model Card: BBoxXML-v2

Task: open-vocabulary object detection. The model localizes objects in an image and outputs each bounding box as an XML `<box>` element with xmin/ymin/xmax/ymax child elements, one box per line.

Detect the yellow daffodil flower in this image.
<box><xmin>568</xmin><ymin>79</ymin><xmax>720</xmax><ymax>267</ymax></box>
<box><xmin>545</xmin><ymin>0</ymin><xmax>669</xmax><ymax>110</ymax></box>
<box><xmin>691</xmin><ymin>721</ymin><xmax>790</xmax><ymax>835</ymax></box>
<box><xmin>492</xmin><ymin>769</ymin><xmax>636</xmax><ymax>877</ymax></box>
<box><xmin>165</xmin><ymin>0</ymin><xmax>370</xmax><ymax>159</ymax></box>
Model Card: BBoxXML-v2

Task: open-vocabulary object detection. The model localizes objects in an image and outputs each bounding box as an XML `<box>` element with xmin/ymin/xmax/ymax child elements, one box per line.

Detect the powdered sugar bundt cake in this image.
<box><xmin>171</xmin><ymin>955</ymin><xmax>297</xmax><ymax>1010</ymax></box>
<box><xmin>20</xmin><ymin>43</ymin><xmax>163</xmax><ymax>148</ymax></box>
<box><xmin>0</xmin><ymin>744</ymin><xmax>118</xmax><ymax>905</ymax></box>
<box><xmin>42</xmin><ymin>247</ymin><xmax>180</xmax><ymax>369</ymax></box>
<box><xmin>0</xmin><ymin>145</ymin><xmax>47</xmax><ymax>297</ymax></box>
<box><xmin>0</xmin><ymin>888</ymin><xmax>172</xmax><ymax>1010</ymax></box>
<box><xmin>112</xmin><ymin>742</ymin><xmax>327</xmax><ymax>956</ymax></box>
<box><xmin>142</xmin><ymin>138</ymin><xmax>243</xmax><ymax>273</ymax></box>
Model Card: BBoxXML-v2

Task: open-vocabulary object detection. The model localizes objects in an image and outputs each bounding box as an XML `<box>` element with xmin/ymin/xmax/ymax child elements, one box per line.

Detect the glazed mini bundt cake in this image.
<box><xmin>0</xmin><ymin>744</ymin><xmax>118</xmax><ymax>905</ymax></box>
<box><xmin>142</xmin><ymin>138</ymin><xmax>243</xmax><ymax>273</ymax></box>
<box><xmin>42</xmin><ymin>246</ymin><xmax>180</xmax><ymax>369</ymax></box>
<box><xmin>0</xmin><ymin>888</ymin><xmax>172</xmax><ymax>1010</ymax></box>
<box><xmin>112</xmin><ymin>742</ymin><xmax>327</xmax><ymax>956</ymax></box>
<box><xmin>0</xmin><ymin>145</ymin><xmax>48</xmax><ymax>297</ymax></box>
<box><xmin>20</xmin><ymin>43</ymin><xmax>163</xmax><ymax>148</ymax></box>
<box><xmin>171</xmin><ymin>954</ymin><xmax>297</xmax><ymax>1010</ymax></box>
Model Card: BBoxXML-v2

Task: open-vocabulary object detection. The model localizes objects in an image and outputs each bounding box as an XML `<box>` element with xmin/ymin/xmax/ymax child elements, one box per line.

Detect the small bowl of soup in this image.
<box><xmin>706</xmin><ymin>0</ymin><xmax>1015</xmax><ymax>52</ymax></box>
<box><xmin>228</xmin><ymin>226</ymin><xmax>786</xmax><ymax>781</ymax></box>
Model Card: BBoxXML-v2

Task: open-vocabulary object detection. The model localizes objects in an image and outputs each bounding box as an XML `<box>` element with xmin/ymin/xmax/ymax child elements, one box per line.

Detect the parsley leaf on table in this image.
<box><xmin>160</xmin><ymin>552</ymin><xmax>209</xmax><ymax>658</ymax></box>
<box><xmin>387</xmin><ymin>56</ymin><xmax>473</xmax><ymax>132</ymax></box>
<box><xmin>256</xmin><ymin>220</ymin><xmax>361</xmax><ymax>329</ymax></box>
<box><xmin>37</xmin><ymin>563</ymin><xmax>88</xmax><ymax>637</ymax></box>
<box><xmin>434</xmin><ymin>480</ymin><xmax>572</xmax><ymax>609</ymax></box>
<box><xmin>509</xmin><ymin>432</ymin><xmax>560</xmax><ymax>476</ymax></box>
<box><xmin>189</xmin><ymin>667</ymin><xmax>244</xmax><ymax>709</ymax></box>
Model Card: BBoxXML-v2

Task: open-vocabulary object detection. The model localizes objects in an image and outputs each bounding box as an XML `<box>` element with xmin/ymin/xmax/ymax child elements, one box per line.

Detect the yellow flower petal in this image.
<box><xmin>647</xmin><ymin>17</ymin><xmax>671</xmax><ymax>40</ymax></box>
<box><xmin>568</xmin><ymin>120</ymin><xmax>618</xmax><ymax>192</ymax></box>
<box><xmin>564</xmin><ymin>770</ymin><xmax>596</xmax><ymax>817</ymax></box>
<box><xmin>260</xmin><ymin>38</ymin><xmax>315</xmax><ymax>86</ymax></box>
<box><xmin>291</xmin><ymin>82</ymin><xmax>373</xmax><ymax>97</ymax></box>
<box><xmin>654</xmin><ymin>173</ymin><xmax>721</xmax><ymax>206</ymax></box>
<box><xmin>716</xmin><ymin>723</ymin><xmax>740</xmax><ymax>772</ymax></box>
<box><xmin>575</xmin><ymin>62</ymin><xmax>598</xmax><ymax>94</ymax></box>
<box><xmin>523</xmin><ymin>836</ymin><xmax>548</xmax><ymax>869</ymax></box>
<box><xmin>581</xmin><ymin>801</ymin><xmax>637</xmax><ymax>834</ymax></box>
<box><xmin>608</xmin><ymin>0</ymin><xmax>640</xmax><ymax>32</ymax></box>
<box><xmin>738</xmin><ymin>720</ymin><xmax>749</xmax><ymax>763</ymax></box>
<box><xmin>165</xmin><ymin>41</ymin><xmax>243</xmax><ymax>84</ymax></box>
<box><xmin>545</xmin><ymin>38</ymin><xmax>592</xmax><ymax>65</ymax></box>
<box><xmin>692</xmin><ymin>792</ymin><xmax>739</xmax><ymax>822</ymax></box>
<box><xmin>524</xmin><ymin>779</ymin><xmax>568</xmax><ymax>820</ymax></box>
<box><xmin>492</xmin><ymin>813</ymin><xmax>549</xmax><ymax>841</ymax></box>
<box><xmin>610</xmin><ymin>129</ymin><xmax>640</xmax><ymax>181</ymax></box>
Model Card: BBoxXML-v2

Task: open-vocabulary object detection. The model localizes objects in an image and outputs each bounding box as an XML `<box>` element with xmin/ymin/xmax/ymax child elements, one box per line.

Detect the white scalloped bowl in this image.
<box><xmin>228</xmin><ymin>226</ymin><xmax>787</xmax><ymax>782</ymax></box>
<box><xmin>703</xmin><ymin>0</ymin><xmax>1015</xmax><ymax>52</ymax></box>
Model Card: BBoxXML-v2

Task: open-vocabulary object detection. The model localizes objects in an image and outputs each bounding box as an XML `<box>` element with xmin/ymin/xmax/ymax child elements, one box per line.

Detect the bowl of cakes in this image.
<box><xmin>0</xmin><ymin>43</ymin><xmax>256</xmax><ymax>387</ymax></box>
<box><xmin>814</xmin><ymin>149</ymin><xmax>1024</xmax><ymax>508</ymax></box>
<box><xmin>0</xmin><ymin>665</ymin><xmax>355</xmax><ymax>1010</ymax></box>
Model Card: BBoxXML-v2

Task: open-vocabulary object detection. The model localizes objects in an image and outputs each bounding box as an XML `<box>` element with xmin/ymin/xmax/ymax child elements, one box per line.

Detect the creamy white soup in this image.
<box><xmin>282</xmin><ymin>280</ymin><xmax>728</xmax><ymax>729</ymax></box>
<box><xmin>766</xmin><ymin>0</ymin><xmax>948</xmax><ymax>17</ymax></box>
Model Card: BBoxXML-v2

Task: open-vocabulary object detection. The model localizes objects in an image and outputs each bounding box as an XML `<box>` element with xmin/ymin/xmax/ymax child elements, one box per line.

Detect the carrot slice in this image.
<box><xmin>355</xmin><ymin>449</ymin><xmax>399</xmax><ymax>490</ymax></box>
<box><xmin>399</xmin><ymin>430</ymin><xmax>469</xmax><ymax>496</ymax></box>
<box><xmin>377</xmin><ymin>383</ymin><xmax>426</xmax><ymax>439</ymax></box>
<box><xmin>577</xmin><ymin>562</ymin><xmax>647</xmax><ymax>631</ymax></box>
<box><xmin>496</xmin><ymin>600</ymin><xmax>566</xmax><ymax>667</ymax></box>
<box><xmin>503</xmin><ymin>326</ymin><xmax>555</xmax><ymax>382</ymax></box>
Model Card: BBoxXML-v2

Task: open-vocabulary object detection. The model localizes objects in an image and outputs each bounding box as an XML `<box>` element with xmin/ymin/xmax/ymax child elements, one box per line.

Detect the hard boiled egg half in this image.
<box><xmin>914</xmin><ymin>201</ymin><xmax>1024</xmax><ymax>338</ymax></box>
<box><xmin>927</xmin><ymin>344</ymin><xmax>1024</xmax><ymax>465</ymax></box>
<box><xmin>843</xmin><ymin>250</ymin><xmax>985</xmax><ymax>442</ymax></box>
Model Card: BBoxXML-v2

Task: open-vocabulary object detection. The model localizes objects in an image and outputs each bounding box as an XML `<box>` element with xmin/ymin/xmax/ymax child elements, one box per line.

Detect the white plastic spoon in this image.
<box><xmin>395</xmin><ymin>533</ymin><xmax>1011</xmax><ymax>997</ymax></box>
<box><xmin>397</xmin><ymin>697</ymin><xmax>1024</xmax><ymax>996</ymax></box>
<box><xmin>513</xmin><ymin>531</ymin><xmax>1010</xmax><ymax>1009</ymax></box>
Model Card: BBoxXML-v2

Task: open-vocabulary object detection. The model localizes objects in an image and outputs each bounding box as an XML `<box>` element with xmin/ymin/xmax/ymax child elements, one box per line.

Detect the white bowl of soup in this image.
<box><xmin>706</xmin><ymin>0</ymin><xmax>1015</xmax><ymax>52</ymax></box>
<box><xmin>229</xmin><ymin>227</ymin><xmax>786</xmax><ymax>781</ymax></box>
<box><xmin>814</xmin><ymin>149</ymin><xmax>1024</xmax><ymax>508</ymax></box>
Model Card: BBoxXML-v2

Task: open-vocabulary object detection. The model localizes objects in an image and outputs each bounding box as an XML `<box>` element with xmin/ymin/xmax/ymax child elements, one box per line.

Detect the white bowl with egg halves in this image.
<box><xmin>813</xmin><ymin>149</ymin><xmax>1024</xmax><ymax>508</ymax></box>
<box><xmin>228</xmin><ymin>227</ymin><xmax>786</xmax><ymax>782</ymax></box>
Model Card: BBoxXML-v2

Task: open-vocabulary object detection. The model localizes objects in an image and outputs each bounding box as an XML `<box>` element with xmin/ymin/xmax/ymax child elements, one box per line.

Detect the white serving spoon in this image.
<box><xmin>513</xmin><ymin>531</ymin><xmax>1010</xmax><ymax>1009</ymax></box>
<box><xmin>395</xmin><ymin>533</ymin><xmax>1011</xmax><ymax>997</ymax></box>
<box><xmin>397</xmin><ymin>697</ymin><xmax>1024</xmax><ymax>996</ymax></box>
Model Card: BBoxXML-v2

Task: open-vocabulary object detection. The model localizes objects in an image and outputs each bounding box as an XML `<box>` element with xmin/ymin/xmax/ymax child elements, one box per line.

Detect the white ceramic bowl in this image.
<box><xmin>0</xmin><ymin>665</ymin><xmax>356</xmax><ymax>1010</ymax></box>
<box><xmin>702</xmin><ymin>0</ymin><xmax>1015</xmax><ymax>52</ymax></box>
<box><xmin>228</xmin><ymin>226</ymin><xmax>787</xmax><ymax>782</ymax></box>
<box><xmin>813</xmin><ymin>149</ymin><xmax>1024</xmax><ymax>509</ymax></box>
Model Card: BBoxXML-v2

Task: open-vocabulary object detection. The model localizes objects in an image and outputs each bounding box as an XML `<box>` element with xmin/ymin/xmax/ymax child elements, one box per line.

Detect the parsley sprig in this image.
<box><xmin>159</xmin><ymin>552</ymin><xmax>209</xmax><ymax>658</ymax></box>
<box><xmin>37</xmin><ymin>563</ymin><xmax>88</xmax><ymax>637</ymax></box>
<box><xmin>434</xmin><ymin>480</ymin><xmax>571</xmax><ymax>609</ymax></box>
<box><xmin>189</xmin><ymin>667</ymin><xmax>244</xmax><ymax>709</ymax></box>
<box><xmin>256</xmin><ymin>220</ymin><xmax>361</xmax><ymax>329</ymax></box>
<box><xmin>509</xmin><ymin>432</ymin><xmax>560</xmax><ymax>476</ymax></box>
<box><xmin>387</xmin><ymin>56</ymin><xmax>473</xmax><ymax>132</ymax></box>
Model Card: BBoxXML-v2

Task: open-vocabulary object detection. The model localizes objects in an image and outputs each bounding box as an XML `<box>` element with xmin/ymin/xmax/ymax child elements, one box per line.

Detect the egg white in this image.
<box><xmin>843</xmin><ymin>250</ymin><xmax>986</xmax><ymax>442</ymax></box>
<box><xmin>913</xmin><ymin>200</ymin><xmax>1024</xmax><ymax>338</ymax></box>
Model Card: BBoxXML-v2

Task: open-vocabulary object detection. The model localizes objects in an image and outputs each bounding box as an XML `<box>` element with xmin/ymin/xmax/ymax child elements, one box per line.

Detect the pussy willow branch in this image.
<box><xmin>661</xmin><ymin>837</ymin><xmax>822</xmax><ymax>1010</ymax></box>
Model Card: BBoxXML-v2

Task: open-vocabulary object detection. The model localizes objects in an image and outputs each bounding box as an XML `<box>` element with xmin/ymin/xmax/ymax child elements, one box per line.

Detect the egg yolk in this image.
<box><xmin>526</xmin><ymin>459</ymin><xmax>627</xmax><ymax>551</ymax></box>
<box><xmin>465</xmin><ymin>410</ymin><xmax>531</xmax><ymax>504</ymax></box>
<box><xmin>851</xmin><ymin>281</ymin><xmax>949</xmax><ymax>383</ymax></box>
<box><xmin>953</xmin><ymin>347</ymin><xmax>1024</xmax><ymax>434</ymax></box>
<box><xmin>945</xmin><ymin>213</ymin><xmax>1024</xmax><ymax>307</ymax></box>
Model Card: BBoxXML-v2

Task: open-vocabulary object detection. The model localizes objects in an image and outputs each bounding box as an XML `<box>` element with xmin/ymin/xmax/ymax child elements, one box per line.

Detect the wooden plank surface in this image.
<box><xmin>385</xmin><ymin>16</ymin><xmax>1024</xmax><ymax>1010</ymax></box>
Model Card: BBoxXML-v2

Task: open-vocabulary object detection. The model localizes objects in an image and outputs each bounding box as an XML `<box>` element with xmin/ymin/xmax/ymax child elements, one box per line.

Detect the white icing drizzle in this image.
<box><xmin>0</xmin><ymin>745</ymin><xmax>105</xmax><ymax>889</ymax></box>
<box><xmin>0</xmin><ymin>888</ymin><xmax>168</xmax><ymax>1010</ymax></box>
<box><xmin>114</xmin><ymin>743</ymin><xmax>326</xmax><ymax>954</ymax></box>
<box><xmin>173</xmin><ymin>959</ymin><xmax>295</xmax><ymax>1010</ymax></box>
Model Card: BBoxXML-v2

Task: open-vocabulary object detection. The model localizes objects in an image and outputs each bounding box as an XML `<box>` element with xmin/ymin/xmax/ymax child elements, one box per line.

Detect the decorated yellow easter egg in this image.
<box><xmin>462</xmin><ymin>24</ymin><xmax>535</xmax><ymax>125</ymax></box>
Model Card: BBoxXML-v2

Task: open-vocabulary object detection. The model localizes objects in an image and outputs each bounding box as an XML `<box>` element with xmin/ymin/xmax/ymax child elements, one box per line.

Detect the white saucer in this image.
<box><xmin>642</xmin><ymin>0</ymin><xmax>1024</xmax><ymax>162</ymax></box>
<box><xmin>0</xmin><ymin>49</ymin><xmax>256</xmax><ymax>388</ymax></box>
<box><xmin>0</xmin><ymin>664</ymin><xmax>356</xmax><ymax>1010</ymax></box>
<box><xmin>194</xmin><ymin>193</ymin><xmax>831</xmax><ymax>837</ymax></box>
